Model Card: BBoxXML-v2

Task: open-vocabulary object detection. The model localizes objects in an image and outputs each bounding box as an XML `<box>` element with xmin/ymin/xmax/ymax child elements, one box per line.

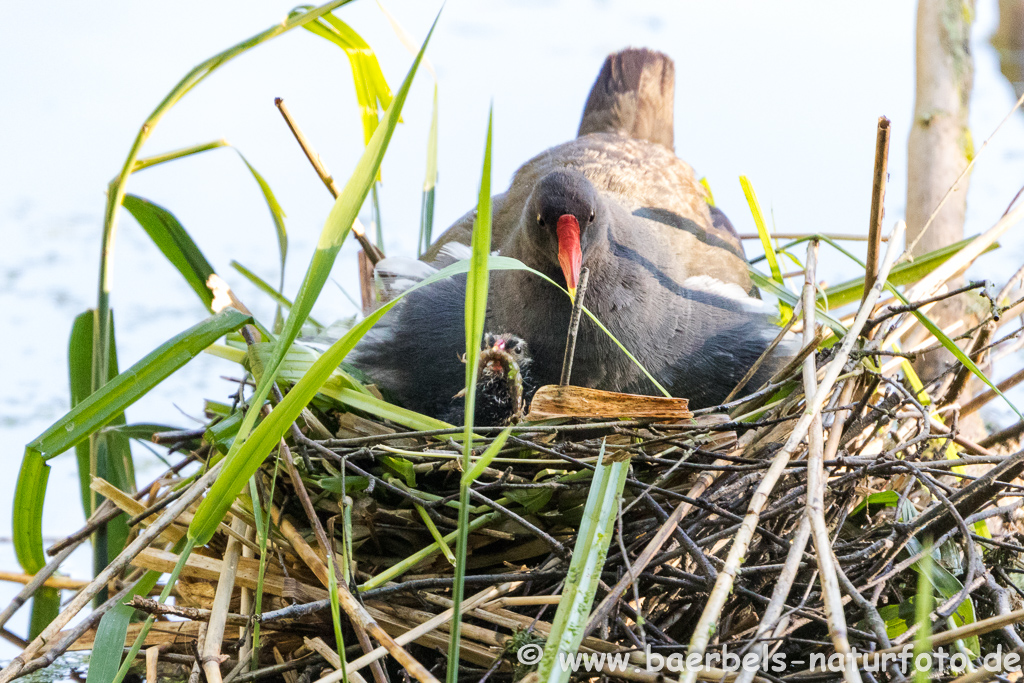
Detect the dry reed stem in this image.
<box><xmin>732</xmin><ymin>515</ymin><xmax>811</xmax><ymax>683</ymax></box>
<box><xmin>0</xmin><ymin>460</ymin><xmax>224</xmax><ymax>683</ymax></box>
<box><xmin>863</xmin><ymin>116</ymin><xmax>891</xmax><ymax>302</ymax></box>
<box><xmin>801</xmin><ymin>241</ymin><xmax>860</xmax><ymax>683</ymax></box>
<box><xmin>678</xmin><ymin>221</ymin><xmax>906</xmax><ymax>683</ymax></box>
<box><xmin>274</xmin><ymin>97</ymin><xmax>382</xmax><ymax>263</ymax></box>
<box><xmin>202</xmin><ymin>515</ymin><xmax>247</xmax><ymax>683</ymax></box>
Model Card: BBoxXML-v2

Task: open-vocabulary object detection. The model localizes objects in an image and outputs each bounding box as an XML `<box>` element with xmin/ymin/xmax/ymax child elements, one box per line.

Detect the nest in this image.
<box><xmin>8</xmin><ymin>217</ymin><xmax>1024</xmax><ymax>683</ymax></box>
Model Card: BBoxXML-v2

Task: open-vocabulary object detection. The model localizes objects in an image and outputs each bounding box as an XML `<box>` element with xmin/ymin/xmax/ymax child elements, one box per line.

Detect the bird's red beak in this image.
<box><xmin>556</xmin><ymin>215</ymin><xmax>582</xmax><ymax>301</ymax></box>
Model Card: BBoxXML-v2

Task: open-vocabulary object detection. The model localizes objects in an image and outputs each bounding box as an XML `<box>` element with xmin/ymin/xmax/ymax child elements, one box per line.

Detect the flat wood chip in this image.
<box><xmin>524</xmin><ymin>385</ymin><xmax>692</xmax><ymax>420</ymax></box>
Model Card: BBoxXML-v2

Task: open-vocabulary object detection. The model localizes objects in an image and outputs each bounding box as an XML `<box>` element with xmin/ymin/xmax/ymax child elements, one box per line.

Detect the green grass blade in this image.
<box><xmin>462</xmin><ymin>427</ymin><xmax>512</xmax><ymax>486</ymax></box>
<box><xmin>326</xmin><ymin>554</ymin><xmax>349</xmax><ymax>683</ymax></box>
<box><xmin>297</xmin><ymin>8</ymin><xmax>394</xmax><ymax>146</ymax></box>
<box><xmin>449</xmin><ymin>108</ymin><xmax>494</xmax><ymax>679</ymax></box>
<box><xmin>748</xmin><ymin>268</ymin><xmax>848</xmax><ymax>336</ymax></box>
<box><xmin>30</xmin><ymin>309</ymin><xmax>252</xmax><ymax>460</ymax></box>
<box><xmin>68</xmin><ymin>310</ymin><xmax>134</xmax><ymax>585</ymax></box>
<box><xmin>69</xmin><ymin>311</ymin><xmax>98</xmax><ymax>516</ymax></box>
<box><xmin>234</xmin><ymin>152</ymin><xmax>288</xmax><ymax>292</ymax></box>
<box><xmin>740</xmin><ymin>176</ymin><xmax>782</xmax><ymax>284</ymax></box>
<box><xmin>419</xmin><ymin>84</ymin><xmax>439</xmax><ymax>256</ymax></box>
<box><xmin>537</xmin><ymin>442</ymin><xmax>629</xmax><ymax>683</ymax></box>
<box><xmin>122</xmin><ymin>194</ymin><xmax>216</xmax><ymax>310</ymax></box>
<box><xmin>741</xmin><ymin>175</ymin><xmax>791</xmax><ymax>321</ymax></box>
<box><xmin>913</xmin><ymin>549</ymin><xmax>934</xmax><ymax>683</ymax></box>
<box><xmin>820</xmin><ymin>236</ymin><xmax>998</xmax><ymax>309</ymax></box>
<box><xmin>86</xmin><ymin>569</ymin><xmax>162</xmax><ymax>683</ymax></box>
<box><xmin>12</xmin><ymin>449</ymin><xmax>58</xmax><ymax>638</ymax></box>
<box><xmin>187</xmin><ymin>13</ymin><xmax>439</xmax><ymax>547</ymax></box>
<box><xmin>131</xmin><ymin>139</ymin><xmax>229</xmax><ymax>174</ymax></box>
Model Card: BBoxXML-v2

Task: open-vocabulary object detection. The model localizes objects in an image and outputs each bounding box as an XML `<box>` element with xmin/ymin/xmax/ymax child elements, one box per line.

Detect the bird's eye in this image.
<box><xmin>537</xmin><ymin>214</ymin><xmax>545</xmax><ymax>227</ymax></box>
<box><xmin>513</xmin><ymin>344</ymin><xmax>522</xmax><ymax>354</ymax></box>
<box><xmin>588</xmin><ymin>211</ymin><xmax>595</xmax><ymax>223</ymax></box>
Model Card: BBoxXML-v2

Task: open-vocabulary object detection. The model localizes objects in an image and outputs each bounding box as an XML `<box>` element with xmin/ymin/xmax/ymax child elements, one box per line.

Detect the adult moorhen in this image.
<box><xmin>352</xmin><ymin>48</ymin><xmax>792</xmax><ymax>417</ymax></box>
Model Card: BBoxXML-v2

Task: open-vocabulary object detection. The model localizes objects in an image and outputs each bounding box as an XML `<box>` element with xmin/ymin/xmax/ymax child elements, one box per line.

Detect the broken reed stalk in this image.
<box><xmin>801</xmin><ymin>240</ymin><xmax>861</xmax><ymax>683</ymax></box>
<box><xmin>274</xmin><ymin>97</ymin><xmax>383</xmax><ymax>264</ymax></box>
<box><xmin>202</xmin><ymin>515</ymin><xmax>247</xmax><ymax>683</ymax></box>
<box><xmin>559</xmin><ymin>266</ymin><xmax>591</xmax><ymax>386</ymax></box>
<box><xmin>862</xmin><ymin>116</ymin><xmax>890</xmax><ymax>302</ymax></box>
<box><xmin>679</xmin><ymin>221</ymin><xmax>905</xmax><ymax>683</ymax></box>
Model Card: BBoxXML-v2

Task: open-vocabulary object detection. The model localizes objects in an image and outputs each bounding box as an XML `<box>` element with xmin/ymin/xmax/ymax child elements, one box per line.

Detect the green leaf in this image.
<box><xmin>297</xmin><ymin>7</ymin><xmax>395</xmax><ymax>146</ymax></box>
<box><xmin>821</xmin><ymin>236</ymin><xmax>998</xmax><ymax>309</ymax></box>
<box><xmin>448</xmin><ymin>107</ymin><xmax>495</xmax><ymax>679</ymax></box>
<box><xmin>850</xmin><ymin>490</ymin><xmax>899</xmax><ymax>517</ymax></box>
<box><xmin>12</xmin><ymin>449</ymin><xmax>58</xmax><ymax>639</ymax></box>
<box><xmin>380</xmin><ymin>455</ymin><xmax>416</xmax><ymax>487</ymax></box>
<box><xmin>30</xmin><ymin>309</ymin><xmax>252</xmax><ymax>460</ymax></box>
<box><xmin>740</xmin><ymin>176</ymin><xmax>782</xmax><ymax>284</ymax></box>
<box><xmin>122</xmin><ymin>194</ymin><xmax>216</xmax><ymax>310</ymax></box>
<box><xmin>187</xmin><ymin>14</ymin><xmax>440</xmax><ymax>547</ymax></box>
<box><xmin>68</xmin><ymin>310</ymin><xmax>134</xmax><ymax>580</ymax></box>
<box><xmin>86</xmin><ymin>569</ymin><xmax>163</xmax><ymax>683</ymax></box>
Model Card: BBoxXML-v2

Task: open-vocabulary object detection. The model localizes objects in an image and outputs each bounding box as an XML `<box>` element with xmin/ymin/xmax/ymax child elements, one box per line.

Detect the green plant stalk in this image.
<box><xmin>536</xmin><ymin>442</ymin><xmax>628</xmax><ymax>683</ymax></box>
<box><xmin>249</xmin><ymin>452</ymin><xmax>280</xmax><ymax>665</ymax></box>
<box><xmin>327</xmin><ymin>554</ymin><xmax>349</xmax><ymax>683</ymax></box>
<box><xmin>461</xmin><ymin>427</ymin><xmax>512</xmax><ymax>485</ymax></box>
<box><xmin>448</xmin><ymin>108</ymin><xmax>494</xmax><ymax>680</ymax></box>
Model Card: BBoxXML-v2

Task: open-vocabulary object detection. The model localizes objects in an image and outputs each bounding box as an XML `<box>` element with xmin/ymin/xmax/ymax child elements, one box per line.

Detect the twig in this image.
<box><xmin>559</xmin><ymin>267</ymin><xmax>590</xmax><ymax>386</ymax></box>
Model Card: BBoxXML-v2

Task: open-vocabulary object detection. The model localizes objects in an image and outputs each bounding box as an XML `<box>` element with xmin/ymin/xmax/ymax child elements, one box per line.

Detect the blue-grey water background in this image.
<box><xmin>2</xmin><ymin>0</ymin><xmax>1023</xmax><ymax>664</ymax></box>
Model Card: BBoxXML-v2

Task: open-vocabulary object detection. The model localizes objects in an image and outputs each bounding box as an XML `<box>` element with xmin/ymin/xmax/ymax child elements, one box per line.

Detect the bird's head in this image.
<box><xmin>525</xmin><ymin>169</ymin><xmax>599</xmax><ymax>301</ymax></box>
<box><xmin>482</xmin><ymin>332</ymin><xmax>530</xmax><ymax>376</ymax></box>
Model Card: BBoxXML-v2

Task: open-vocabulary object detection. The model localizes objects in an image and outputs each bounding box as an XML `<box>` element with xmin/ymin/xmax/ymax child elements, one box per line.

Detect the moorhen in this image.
<box><xmin>352</xmin><ymin>47</ymin><xmax>792</xmax><ymax>417</ymax></box>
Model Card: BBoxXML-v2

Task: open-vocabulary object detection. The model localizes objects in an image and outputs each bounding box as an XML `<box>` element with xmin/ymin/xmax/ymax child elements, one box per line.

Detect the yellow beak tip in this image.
<box><xmin>568</xmin><ymin>287</ymin><xmax>577</xmax><ymax>303</ymax></box>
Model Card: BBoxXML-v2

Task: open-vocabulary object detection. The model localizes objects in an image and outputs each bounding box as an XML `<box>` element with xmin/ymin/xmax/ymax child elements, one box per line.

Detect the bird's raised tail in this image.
<box><xmin>577</xmin><ymin>47</ymin><xmax>675</xmax><ymax>149</ymax></box>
